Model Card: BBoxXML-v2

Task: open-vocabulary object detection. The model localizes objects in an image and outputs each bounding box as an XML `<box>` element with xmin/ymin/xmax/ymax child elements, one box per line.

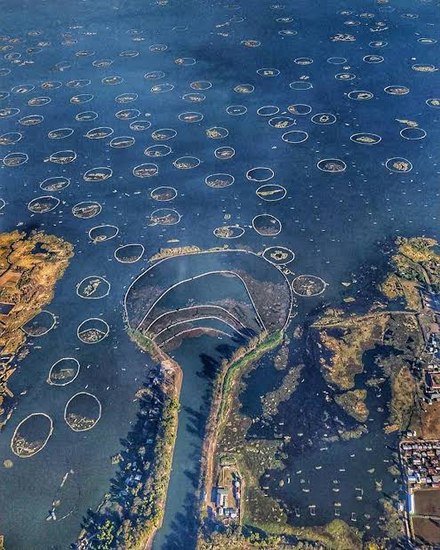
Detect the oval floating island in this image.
<box><xmin>292</xmin><ymin>274</ymin><xmax>327</xmax><ymax>296</ymax></box>
<box><xmin>77</xmin><ymin>318</ymin><xmax>109</xmax><ymax>344</ymax></box>
<box><xmin>64</xmin><ymin>392</ymin><xmax>102</xmax><ymax>432</ymax></box>
<box><xmin>47</xmin><ymin>358</ymin><xmax>80</xmax><ymax>386</ymax></box>
<box><xmin>252</xmin><ymin>214</ymin><xmax>282</xmax><ymax>236</ymax></box>
<box><xmin>114</xmin><ymin>244</ymin><xmax>145</xmax><ymax>263</ymax></box>
<box><xmin>11</xmin><ymin>413</ymin><xmax>53</xmax><ymax>458</ymax></box>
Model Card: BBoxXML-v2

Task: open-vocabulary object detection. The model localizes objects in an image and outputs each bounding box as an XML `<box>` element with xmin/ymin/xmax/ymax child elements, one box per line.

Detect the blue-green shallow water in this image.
<box><xmin>0</xmin><ymin>0</ymin><xmax>439</xmax><ymax>547</ymax></box>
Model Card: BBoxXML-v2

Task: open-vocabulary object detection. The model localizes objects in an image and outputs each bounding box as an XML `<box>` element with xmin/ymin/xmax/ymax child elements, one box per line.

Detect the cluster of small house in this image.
<box><xmin>400</xmin><ymin>440</ymin><xmax>440</xmax><ymax>488</ymax></box>
<box><xmin>214</xmin><ymin>478</ymin><xmax>241</xmax><ymax>521</ymax></box>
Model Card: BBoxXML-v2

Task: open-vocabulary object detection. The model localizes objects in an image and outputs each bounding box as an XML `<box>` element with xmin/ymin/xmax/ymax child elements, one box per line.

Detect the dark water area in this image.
<box><xmin>0</xmin><ymin>0</ymin><xmax>439</xmax><ymax>547</ymax></box>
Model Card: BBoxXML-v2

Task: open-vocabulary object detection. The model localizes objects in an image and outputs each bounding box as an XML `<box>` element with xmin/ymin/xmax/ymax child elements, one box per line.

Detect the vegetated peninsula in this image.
<box><xmin>0</xmin><ymin>230</ymin><xmax>73</xmax><ymax>428</ymax></box>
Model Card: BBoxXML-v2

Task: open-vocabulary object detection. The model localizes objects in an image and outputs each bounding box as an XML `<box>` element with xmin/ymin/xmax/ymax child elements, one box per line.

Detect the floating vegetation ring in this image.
<box><xmin>144</xmin><ymin>70</ymin><xmax>166</xmax><ymax>80</ymax></box>
<box><xmin>205</xmin><ymin>173</ymin><xmax>235</xmax><ymax>188</ymax></box>
<box><xmin>0</xmin><ymin>132</ymin><xmax>23</xmax><ymax>145</ymax></box>
<box><xmin>335</xmin><ymin>73</ymin><xmax>356</xmax><ymax>81</ymax></box>
<box><xmin>384</xmin><ymin>85</ymin><xmax>409</xmax><ymax>95</ymax></box>
<box><xmin>412</xmin><ymin>63</ymin><xmax>437</xmax><ymax>73</ymax></box>
<box><xmin>152</xmin><ymin>128</ymin><xmax>177</xmax><ymax>141</ymax></box>
<box><xmin>40</xmin><ymin>80</ymin><xmax>62</xmax><ymax>90</ymax></box>
<box><xmin>149</xmin><ymin>208</ymin><xmax>181</xmax><ymax>225</ymax></box>
<box><xmin>282</xmin><ymin>130</ymin><xmax>309</xmax><ymax>143</ymax></box>
<box><xmin>287</xmin><ymin>103</ymin><xmax>312</xmax><ymax>115</ymax></box>
<box><xmin>233</xmin><ymin>83</ymin><xmax>254</xmax><ymax>94</ymax></box>
<box><xmin>28</xmin><ymin>96</ymin><xmax>51</xmax><ymax>106</ymax></box>
<box><xmin>12</xmin><ymin>84</ymin><xmax>35</xmax><ymax>94</ymax></box>
<box><xmin>22</xmin><ymin>310</ymin><xmax>56</xmax><ymax>336</ymax></box>
<box><xmin>289</xmin><ymin>81</ymin><xmax>313</xmax><ymax>90</ymax></box>
<box><xmin>83</xmin><ymin>167</ymin><xmax>113</xmax><ymax>182</ymax></box>
<box><xmin>294</xmin><ymin>57</ymin><xmax>313</xmax><ymax>65</ymax></box>
<box><xmin>40</xmin><ymin>176</ymin><xmax>70</xmax><ymax>192</ymax></box>
<box><xmin>252</xmin><ymin>214</ymin><xmax>282</xmax><ymax>236</ymax></box>
<box><xmin>190</xmin><ymin>80</ymin><xmax>212</xmax><ymax>90</ymax></box>
<box><xmin>206</xmin><ymin>126</ymin><xmax>229</xmax><ymax>139</ymax></box>
<box><xmin>115</xmin><ymin>108</ymin><xmax>141</xmax><ymax>120</ymax></box>
<box><xmin>269</xmin><ymin>116</ymin><xmax>295</xmax><ymax>129</ymax></box>
<box><xmin>256</xmin><ymin>67</ymin><xmax>280</xmax><ymax>77</ymax></box>
<box><xmin>3</xmin><ymin>152</ymin><xmax>28</xmax><ymax>167</ymax></box>
<box><xmin>347</xmin><ymin>90</ymin><xmax>374</xmax><ymax>101</ymax></box>
<box><xmin>11</xmin><ymin>413</ymin><xmax>53</xmax><ymax>458</ymax></box>
<box><xmin>85</xmin><ymin>127</ymin><xmax>114</xmax><ymax>140</ymax></box>
<box><xmin>292</xmin><ymin>274</ymin><xmax>327</xmax><ymax>296</ymax></box>
<box><xmin>47</xmin><ymin>358</ymin><xmax>80</xmax><ymax>386</ymax></box>
<box><xmin>92</xmin><ymin>59</ymin><xmax>113</xmax><ymax>68</ymax></box>
<box><xmin>77</xmin><ymin>318</ymin><xmax>109</xmax><ymax>344</ymax></box>
<box><xmin>75</xmin><ymin>111</ymin><xmax>98</xmax><ymax>122</ymax></box>
<box><xmin>327</xmin><ymin>57</ymin><xmax>347</xmax><ymax>64</ymax></box>
<box><xmin>133</xmin><ymin>163</ymin><xmax>158</xmax><ymax>177</ymax></box>
<box><xmin>241</xmin><ymin>39</ymin><xmax>261</xmax><ymax>48</ymax></box>
<box><xmin>144</xmin><ymin>144</ymin><xmax>172</xmax><ymax>157</ymax></box>
<box><xmin>256</xmin><ymin>184</ymin><xmax>287</xmax><ymax>201</ymax></box>
<box><xmin>385</xmin><ymin>157</ymin><xmax>413</xmax><ymax>173</ymax></box>
<box><xmin>89</xmin><ymin>224</ymin><xmax>119</xmax><ymax>243</ymax></box>
<box><xmin>110</xmin><ymin>136</ymin><xmax>135</xmax><ymax>148</ymax></box>
<box><xmin>418</xmin><ymin>37</ymin><xmax>437</xmax><ymax>44</ymax></box>
<box><xmin>400</xmin><ymin>127</ymin><xmax>427</xmax><ymax>140</ymax></box>
<box><xmin>426</xmin><ymin>98</ymin><xmax>440</xmax><ymax>108</ymax></box>
<box><xmin>0</xmin><ymin>107</ymin><xmax>20</xmax><ymax>119</ymax></box>
<box><xmin>19</xmin><ymin>114</ymin><xmax>44</xmax><ymax>126</ymax></box>
<box><xmin>183</xmin><ymin>93</ymin><xmax>206</xmax><ymax>103</ymax></box>
<box><xmin>213</xmin><ymin>225</ymin><xmax>245</xmax><ymax>239</ymax></box>
<box><xmin>149</xmin><ymin>44</ymin><xmax>168</xmax><ymax>52</ymax></box>
<box><xmin>77</xmin><ymin>276</ymin><xmax>110</xmax><ymax>299</ymax></box>
<box><xmin>246</xmin><ymin>166</ymin><xmax>275</xmax><ymax>182</ymax></box>
<box><xmin>214</xmin><ymin>146</ymin><xmax>235</xmax><ymax>160</ymax></box>
<box><xmin>257</xmin><ymin>105</ymin><xmax>280</xmax><ymax>117</ymax></box>
<box><xmin>317</xmin><ymin>158</ymin><xmax>346</xmax><ymax>173</ymax></box>
<box><xmin>369</xmin><ymin>40</ymin><xmax>387</xmax><ymax>48</ymax></box>
<box><xmin>130</xmin><ymin>120</ymin><xmax>151</xmax><ymax>131</ymax></box>
<box><xmin>311</xmin><ymin>113</ymin><xmax>336</xmax><ymax>125</ymax></box>
<box><xmin>69</xmin><ymin>94</ymin><xmax>93</xmax><ymax>105</ymax></box>
<box><xmin>0</xmin><ymin>68</ymin><xmax>11</xmax><ymax>76</ymax></box>
<box><xmin>115</xmin><ymin>93</ymin><xmax>138</xmax><ymax>103</ymax></box>
<box><xmin>279</xmin><ymin>29</ymin><xmax>298</xmax><ymax>37</ymax></box>
<box><xmin>173</xmin><ymin>156</ymin><xmax>200</xmax><ymax>169</ymax></box>
<box><xmin>363</xmin><ymin>54</ymin><xmax>384</xmax><ymax>63</ymax></box>
<box><xmin>175</xmin><ymin>57</ymin><xmax>196</xmax><ymax>65</ymax></box>
<box><xmin>263</xmin><ymin>246</ymin><xmax>295</xmax><ymax>265</ymax></box>
<box><xmin>102</xmin><ymin>75</ymin><xmax>124</xmax><ymax>85</ymax></box>
<box><xmin>49</xmin><ymin>150</ymin><xmax>77</xmax><ymax>164</ymax></box>
<box><xmin>28</xmin><ymin>196</ymin><xmax>60</xmax><ymax>213</ymax></box>
<box><xmin>151</xmin><ymin>83</ymin><xmax>174</xmax><ymax>93</ymax></box>
<box><xmin>350</xmin><ymin>133</ymin><xmax>382</xmax><ymax>145</ymax></box>
<box><xmin>48</xmin><ymin>127</ymin><xmax>74</xmax><ymax>139</ymax></box>
<box><xmin>120</xmin><ymin>50</ymin><xmax>139</xmax><ymax>58</ymax></box>
<box><xmin>151</xmin><ymin>186</ymin><xmax>177</xmax><ymax>201</ymax></box>
<box><xmin>64</xmin><ymin>392</ymin><xmax>102</xmax><ymax>432</ymax></box>
<box><xmin>67</xmin><ymin>79</ymin><xmax>91</xmax><ymax>88</ymax></box>
<box><xmin>114</xmin><ymin>244</ymin><xmax>145</xmax><ymax>263</ymax></box>
<box><xmin>226</xmin><ymin>105</ymin><xmax>247</xmax><ymax>116</ymax></box>
<box><xmin>178</xmin><ymin>111</ymin><xmax>203</xmax><ymax>123</ymax></box>
<box><xmin>72</xmin><ymin>201</ymin><xmax>102</xmax><ymax>219</ymax></box>
<box><xmin>0</xmin><ymin>91</ymin><xmax>9</xmax><ymax>100</ymax></box>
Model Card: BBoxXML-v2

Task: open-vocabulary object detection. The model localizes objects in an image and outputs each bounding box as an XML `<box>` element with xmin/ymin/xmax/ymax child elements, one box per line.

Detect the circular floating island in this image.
<box><xmin>205</xmin><ymin>173</ymin><xmax>235</xmax><ymax>188</ymax></box>
<box><xmin>269</xmin><ymin>116</ymin><xmax>295</xmax><ymax>129</ymax></box>
<box><xmin>48</xmin><ymin>128</ymin><xmax>74</xmax><ymax>140</ymax></box>
<box><xmin>149</xmin><ymin>208</ymin><xmax>181</xmax><ymax>226</ymax></box>
<box><xmin>246</xmin><ymin>166</ymin><xmax>274</xmax><ymax>182</ymax></box>
<box><xmin>282</xmin><ymin>130</ymin><xmax>308</xmax><ymax>144</ymax></box>
<box><xmin>317</xmin><ymin>158</ymin><xmax>347</xmax><ymax>173</ymax></box>
<box><xmin>263</xmin><ymin>246</ymin><xmax>295</xmax><ymax>265</ymax></box>
<box><xmin>384</xmin><ymin>85</ymin><xmax>409</xmax><ymax>96</ymax></box>
<box><xmin>213</xmin><ymin>225</ymin><xmax>245</xmax><ymax>239</ymax></box>
<box><xmin>350</xmin><ymin>133</ymin><xmax>382</xmax><ymax>145</ymax></box>
<box><xmin>133</xmin><ymin>163</ymin><xmax>158</xmax><ymax>178</ymax></box>
<box><xmin>72</xmin><ymin>201</ymin><xmax>102</xmax><ymax>219</ymax></box>
<box><xmin>426</xmin><ymin>98</ymin><xmax>440</xmax><ymax>108</ymax></box>
<box><xmin>47</xmin><ymin>358</ymin><xmax>80</xmax><ymax>386</ymax></box>
<box><xmin>49</xmin><ymin>150</ymin><xmax>77</xmax><ymax>164</ymax></box>
<box><xmin>83</xmin><ymin>167</ymin><xmax>113</xmax><ymax>182</ymax></box>
<box><xmin>115</xmin><ymin>109</ymin><xmax>141</xmax><ymax>120</ymax></box>
<box><xmin>145</xmin><ymin>145</ymin><xmax>172</xmax><ymax>158</ymax></box>
<box><xmin>19</xmin><ymin>114</ymin><xmax>44</xmax><ymax>126</ymax></box>
<box><xmin>22</xmin><ymin>310</ymin><xmax>56</xmax><ymax>336</ymax></box>
<box><xmin>400</xmin><ymin>127</ymin><xmax>426</xmax><ymax>140</ymax></box>
<box><xmin>114</xmin><ymin>244</ymin><xmax>145</xmax><ymax>263</ymax></box>
<box><xmin>311</xmin><ymin>113</ymin><xmax>336</xmax><ymax>125</ymax></box>
<box><xmin>64</xmin><ymin>392</ymin><xmax>102</xmax><ymax>432</ymax></box>
<box><xmin>28</xmin><ymin>196</ymin><xmax>60</xmax><ymax>214</ymax></box>
<box><xmin>151</xmin><ymin>186</ymin><xmax>177</xmax><ymax>201</ymax></box>
<box><xmin>11</xmin><ymin>413</ymin><xmax>53</xmax><ymax>458</ymax></box>
<box><xmin>292</xmin><ymin>274</ymin><xmax>327</xmax><ymax>296</ymax></box>
<box><xmin>347</xmin><ymin>90</ymin><xmax>374</xmax><ymax>101</ymax></box>
<box><xmin>206</xmin><ymin>126</ymin><xmax>229</xmax><ymax>139</ymax></box>
<box><xmin>89</xmin><ymin>224</ymin><xmax>119</xmax><ymax>243</ymax></box>
<box><xmin>385</xmin><ymin>157</ymin><xmax>413</xmax><ymax>173</ymax></box>
<box><xmin>130</xmin><ymin>120</ymin><xmax>152</xmax><ymax>131</ymax></box>
<box><xmin>40</xmin><ymin>176</ymin><xmax>71</xmax><ymax>192</ymax></box>
<box><xmin>215</xmin><ymin>146</ymin><xmax>235</xmax><ymax>160</ymax></box>
<box><xmin>287</xmin><ymin>104</ymin><xmax>312</xmax><ymax>115</ymax></box>
<box><xmin>289</xmin><ymin>81</ymin><xmax>313</xmax><ymax>90</ymax></box>
<box><xmin>75</xmin><ymin>111</ymin><xmax>98</xmax><ymax>122</ymax></box>
<box><xmin>152</xmin><ymin>128</ymin><xmax>177</xmax><ymax>141</ymax></box>
<box><xmin>256</xmin><ymin>184</ymin><xmax>287</xmax><ymax>202</ymax></box>
<box><xmin>0</xmin><ymin>132</ymin><xmax>22</xmax><ymax>145</ymax></box>
<box><xmin>257</xmin><ymin>105</ymin><xmax>279</xmax><ymax>117</ymax></box>
<box><xmin>173</xmin><ymin>156</ymin><xmax>200</xmax><ymax>169</ymax></box>
<box><xmin>77</xmin><ymin>276</ymin><xmax>110</xmax><ymax>299</ymax></box>
<box><xmin>110</xmin><ymin>136</ymin><xmax>135</xmax><ymax>149</ymax></box>
<box><xmin>3</xmin><ymin>152</ymin><xmax>28</xmax><ymax>167</ymax></box>
<box><xmin>252</xmin><ymin>214</ymin><xmax>282</xmax><ymax>236</ymax></box>
<box><xmin>226</xmin><ymin>105</ymin><xmax>247</xmax><ymax>116</ymax></box>
<box><xmin>77</xmin><ymin>318</ymin><xmax>109</xmax><ymax>344</ymax></box>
